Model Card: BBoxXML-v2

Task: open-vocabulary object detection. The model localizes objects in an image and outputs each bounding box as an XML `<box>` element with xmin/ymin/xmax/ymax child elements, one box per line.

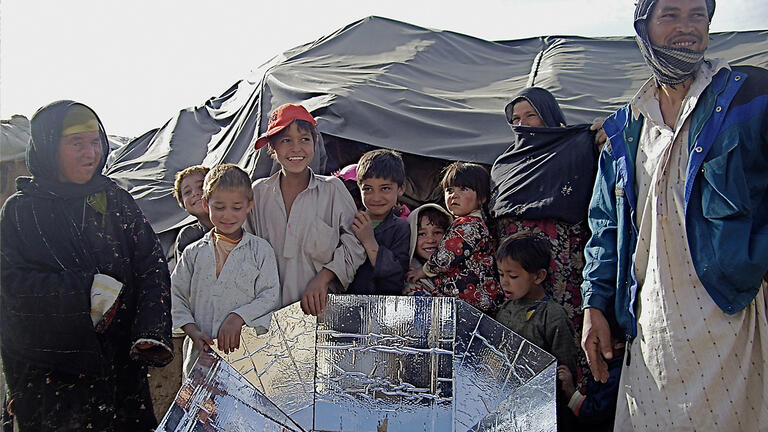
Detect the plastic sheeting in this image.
<box><xmin>158</xmin><ymin>295</ymin><xmax>558</xmax><ymax>431</ymax></box>
<box><xmin>0</xmin><ymin>116</ymin><xmax>31</xmax><ymax>164</ymax></box>
<box><xmin>102</xmin><ymin>17</ymin><xmax>768</xmax><ymax>233</ymax></box>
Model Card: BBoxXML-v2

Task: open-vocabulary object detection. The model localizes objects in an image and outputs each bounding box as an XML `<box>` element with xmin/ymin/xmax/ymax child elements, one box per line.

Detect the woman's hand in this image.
<box><xmin>591</xmin><ymin>117</ymin><xmax>608</xmax><ymax>151</ymax></box>
<box><xmin>133</xmin><ymin>341</ymin><xmax>173</xmax><ymax>364</ymax></box>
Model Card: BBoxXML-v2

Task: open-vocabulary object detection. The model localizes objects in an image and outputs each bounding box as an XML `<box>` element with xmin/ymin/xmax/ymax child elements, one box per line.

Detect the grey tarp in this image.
<box><xmin>102</xmin><ymin>16</ymin><xmax>768</xmax><ymax>234</ymax></box>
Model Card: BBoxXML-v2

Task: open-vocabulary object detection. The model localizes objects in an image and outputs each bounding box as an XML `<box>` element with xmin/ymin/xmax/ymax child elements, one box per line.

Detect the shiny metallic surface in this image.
<box><xmin>222</xmin><ymin>301</ymin><xmax>317</xmax><ymax>429</ymax></box>
<box><xmin>454</xmin><ymin>300</ymin><xmax>556</xmax><ymax>431</ymax></box>
<box><xmin>315</xmin><ymin>295</ymin><xmax>455</xmax><ymax>431</ymax></box>
<box><xmin>156</xmin><ymin>350</ymin><xmax>304</xmax><ymax>431</ymax></box>
<box><xmin>470</xmin><ymin>363</ymin><xmax>557</xmax><ymax>432</ymax></box>
<box><xmin>161</xmin><ymin>295</ymin><xmax>557</xmax><ymax>431</ymax></box>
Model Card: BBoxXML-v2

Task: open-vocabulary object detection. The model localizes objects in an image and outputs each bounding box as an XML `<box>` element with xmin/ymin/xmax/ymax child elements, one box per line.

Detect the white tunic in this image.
<box><xmin>616</xmin><ymin>59</ymin><xmax>768</xmax><ymax>431</ymax></box>
<box><xmin>246</xmin><ymin>170</ymin><xmax>366</xmax><ymax>306</ymax></box>
<box><xmin>171</xmin><ymin>230</ymin><xmax>280</xmax><ymax>375</ymax></box>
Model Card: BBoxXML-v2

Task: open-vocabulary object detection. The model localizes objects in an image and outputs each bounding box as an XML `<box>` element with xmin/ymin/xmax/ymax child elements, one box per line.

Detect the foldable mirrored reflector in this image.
<box><xmin>158</xmin><ymin>295</ymin><xmax>557</xmax><ymax>431</ymax></box>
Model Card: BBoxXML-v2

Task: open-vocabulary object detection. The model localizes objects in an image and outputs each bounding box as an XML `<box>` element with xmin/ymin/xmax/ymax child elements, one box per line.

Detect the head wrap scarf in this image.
<box><xmin>25</xmin><ymin>100</ymin><xmax>111</xmax><ymax>198</ymax></box>
<box><xmin>634</xmin><ymin>0</ymin><xmax>716</xmax><ymax>86</ymax></box>
<box><xmin>491</xmin><ymin>88</ymin><xmax>598</xmax><ymax>223</ymax></box>
<box><xmin>504</xmin><ymin>87</ymin><xmax>567</xmax><ymax>128</ymax></box>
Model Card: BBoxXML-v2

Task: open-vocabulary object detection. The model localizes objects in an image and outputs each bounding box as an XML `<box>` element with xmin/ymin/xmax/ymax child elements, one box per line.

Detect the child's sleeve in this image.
<box><xmin>423</xmin><ymin>218</ymin><xmax>477</xmax><ymax>277</ymax></box>
<box><xmin>545</xmin><ymin>303</ymin><xmax>579</xmax><ymax>374</ymax></box>
<box><xmin>231</xmin><ymin>239</ymin><xmax>281</xmax><ymax>330</ymax></box>
<box><xmin>170</xmin><ymin>247</ymin><xmax>196</xmax><ymax>330</ymax></box>
<box><xmin>322</xmin><ymin>180</ymin><xmax>367</xmax><ymax>288</ymax></box>
<box><xmin>372</xmin><ymin>220</ymin><xmax>411</xmax><ymax>295</ymax></box>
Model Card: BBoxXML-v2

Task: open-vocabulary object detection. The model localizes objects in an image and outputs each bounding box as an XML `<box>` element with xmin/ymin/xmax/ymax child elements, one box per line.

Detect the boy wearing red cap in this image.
<box><xmin>246</xmin><ymin>104</ymin><xmax>366</xmax><ymax>316</ymax></box>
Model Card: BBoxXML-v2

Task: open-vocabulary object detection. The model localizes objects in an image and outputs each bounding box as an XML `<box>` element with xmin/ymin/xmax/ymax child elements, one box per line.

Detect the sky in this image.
<box><xmin>2</xmin><ymin>0</ymin><xmax>766</xmax><ymax>137</ymax></box>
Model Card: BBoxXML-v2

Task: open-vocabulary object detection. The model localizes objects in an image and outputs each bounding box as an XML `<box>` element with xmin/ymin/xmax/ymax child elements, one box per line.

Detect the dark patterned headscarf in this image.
<box><xmin>634</xmin><ymin>0</ymin><xmax>715</xmax><ymax>86</ymax></box>
<box><xmin>25</xmin><ymin>100</ymin><xmax>111</xmax><ymax>198</ymax></box>
<box><xmin>504</xmin><ymin>87</ymin><xmax>567</xmax><ymax>128</ymax></box>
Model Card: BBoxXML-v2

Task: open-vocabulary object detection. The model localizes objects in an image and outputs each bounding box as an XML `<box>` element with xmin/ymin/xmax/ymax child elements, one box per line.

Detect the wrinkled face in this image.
<box><xmin>444</xmin><ymin>185</ymin><xmax>481</xmax><ymax>218</ymax></box>
<box><xmin>203</xmin><ymin>188</ymin><xmax>253</xmax><ymax>240</ymax></box>
<box><xmin>180</xmin><ymin>172</ymin><xmax>206</xmax><ymax>217</ymax></box>
<box><xmin>415</xmin><ymin>216</ymin><xmax>446</xmax><ymax>262</ymax></box>
<box><xmin>497</xmin><ymin>257</ymin><xmax>546</xmax><ymax>301</ymax></box>
<box><xmin>510</xmin><ymin>100</ymin><xmax>545</xmax><ymax>127</ymax></box>
<box><xmin>648</xmin><ymin>0</ymin><xmax>710</xmax><ymax>52</ymax></box>
<box><xmin>359</xmin><ymin>176</ymin><xmax>404</xmax><ymax>220</ymax></box>
<box><xmin>270</xmin><ymin>122</ymin><xmax>315</xmax><ymax>176</ymax></box>
<box><xmin>56</xmin><ymin>130</ymin><xmax>103</xmax><ymax>184</ymax></box>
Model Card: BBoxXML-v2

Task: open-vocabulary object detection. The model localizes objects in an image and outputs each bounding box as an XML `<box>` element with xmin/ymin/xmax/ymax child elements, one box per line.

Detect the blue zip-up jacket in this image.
<box><xmin>581</xmin><ymin>64</ymin><xmax>768</xmax><ymax>342</ymax></box>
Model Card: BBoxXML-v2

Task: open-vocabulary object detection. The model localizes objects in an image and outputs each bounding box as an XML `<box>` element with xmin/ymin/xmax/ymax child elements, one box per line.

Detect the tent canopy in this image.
<box><xmin>103</xmin><ymin>16</ymin><xmax>768</xmax><ymax>233</ymax></box>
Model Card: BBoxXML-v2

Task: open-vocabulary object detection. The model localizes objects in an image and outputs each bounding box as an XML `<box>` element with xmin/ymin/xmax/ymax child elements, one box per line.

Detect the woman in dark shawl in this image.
<box><xmin>0</xmin><ymin>101</ymin><xmax>173</xmax><ymax>431</ymax></box>
<box><xmin>490</xmin><ymin>87</ymin><xmax>600</xmax><ymax>392</ymax></box>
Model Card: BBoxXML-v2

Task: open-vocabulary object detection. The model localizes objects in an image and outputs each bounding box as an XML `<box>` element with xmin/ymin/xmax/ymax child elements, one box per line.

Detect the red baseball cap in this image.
<box><xmin>254</xmin><ymin>103</ymin><xmax>317</xmax><ymax>149</ymax></box>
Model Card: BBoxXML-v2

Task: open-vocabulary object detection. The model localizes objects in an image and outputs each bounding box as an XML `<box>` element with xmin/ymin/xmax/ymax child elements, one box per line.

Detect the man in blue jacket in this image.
<box><xmin>580</xmin><ymin>0</ymin><xmax>768</xmax><ymax>429</ymax></box>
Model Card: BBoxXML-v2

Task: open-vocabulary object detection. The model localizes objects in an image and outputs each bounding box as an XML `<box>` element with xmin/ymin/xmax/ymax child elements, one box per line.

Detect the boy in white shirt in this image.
<box><xmin>246</xmin><ymin>104</ymin><xmax>365</xmax><ymax>316</ymax></box>
<box><xmin>171</xmin><ymin>164</ymin><xmax>280</xmax><ymax>376</ymax></box>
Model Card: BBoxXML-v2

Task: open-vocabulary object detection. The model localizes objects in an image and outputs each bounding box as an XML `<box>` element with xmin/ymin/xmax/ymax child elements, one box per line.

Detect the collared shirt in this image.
<box><xmin>246</xmin><ymin>170</ymin><xmax>366</xmax><ymax>306</ymax></box>
<box><xmin>632</xmin><ymin>58</ymin><xmax>727</xmax><ymax>280</ymax></box>
<box><xmin>171</xmin><ymin>230</ymin><xmax>279</xmax><ymax>337</ymax></box>
<box><xmin>212</xmin><ymin>232</ymin><xmax>239</xmax><ymax>277</ymax></box>
<box><xmin>171</xmin><ymin>230</ymin><xmax>281</xmax><ymax>376</ymax></box>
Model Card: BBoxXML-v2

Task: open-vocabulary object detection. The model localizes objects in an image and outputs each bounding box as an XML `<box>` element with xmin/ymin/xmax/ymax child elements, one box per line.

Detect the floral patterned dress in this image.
<box><xmin>410</xmin><ymin>211</ymin><xmax>503</xmax><ymax>315</ymax></box>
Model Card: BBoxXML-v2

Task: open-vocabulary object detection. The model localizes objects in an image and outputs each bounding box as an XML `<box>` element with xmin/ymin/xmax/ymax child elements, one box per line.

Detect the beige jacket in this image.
<box><xmin>246</xmin><ymin>170</ymin><xmax>366</xmax><ymax>306</ymax></box>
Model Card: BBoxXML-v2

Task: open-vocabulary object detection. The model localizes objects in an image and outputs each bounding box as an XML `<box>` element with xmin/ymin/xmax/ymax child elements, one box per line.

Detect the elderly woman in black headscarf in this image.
<box><xmin>490</xmin><ymin>87</ymin><xmax>601</xmax><ymax>392</ymax></box>
<box><xmin>0</xmin><ymin>101</ymin><xmax>173</xmax><ymax>431</ymax></box>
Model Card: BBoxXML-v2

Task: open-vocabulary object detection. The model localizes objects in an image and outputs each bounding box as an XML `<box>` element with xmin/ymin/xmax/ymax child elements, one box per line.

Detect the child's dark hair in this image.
<box><xmin>173</xmin><ymin>165</ymin><xmax>210</xmax><ymax>208</ymax></box>
<box><xmin>267</xmin><ymin>119</ymin><xmax>318</xmax><ymax>147</ymax></box>
<box><xmin>418</xmin><ymin>207</ymin><xmax>451</xmax><ymax>231</ymax></box>
<box><xmin>203</xmin><ymin>164</ymin><xmax>253</xmax><ymax>201</ymax></box>
<box><xmin>496</xmin><ymin>232</ymin><xmax>551</xmax><ymax>274</ymax></box>
<box><xmin>356</xmin><ymin>149</ymin><xmax>406</xmax><ymax>187</ymax></box>
<box><xmin>439</xmin><ymin>162</ymin><xmax>490</xmax><ymax>205</ymax></box>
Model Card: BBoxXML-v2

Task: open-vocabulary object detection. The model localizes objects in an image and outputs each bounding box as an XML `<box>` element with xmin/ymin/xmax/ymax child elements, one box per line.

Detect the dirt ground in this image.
<box><xmin>148</xmin><ymin>335</ymin><xmax>185</xmax><ymax>421</ymax></box>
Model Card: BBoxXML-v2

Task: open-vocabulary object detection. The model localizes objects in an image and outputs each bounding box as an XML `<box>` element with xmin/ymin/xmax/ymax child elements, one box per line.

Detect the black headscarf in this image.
<box><xmin>24</xmin><ymin>100</ymin><xmax>112</xmax><ymax>198</ymax></box>
<box><xmin>491</xmin><ymin>88</ymin><xmax>597</xmax><ymax>224</ymax></box>
<box><xmin>504</xmin><ymin>87</ymin><xmax>567</xmax><ymax>128</ymax></box>
<box><xmin>634</xmin><ymin>0</ymin><xmax>716</xmax><ymax>85</ymax></box>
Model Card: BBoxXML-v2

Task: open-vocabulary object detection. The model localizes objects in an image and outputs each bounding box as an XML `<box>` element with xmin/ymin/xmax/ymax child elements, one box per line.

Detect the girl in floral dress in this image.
<box><xmin>406</xmin><ymin>162</ymin><xmax>503</xmax><ymax>315</ymax></box>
